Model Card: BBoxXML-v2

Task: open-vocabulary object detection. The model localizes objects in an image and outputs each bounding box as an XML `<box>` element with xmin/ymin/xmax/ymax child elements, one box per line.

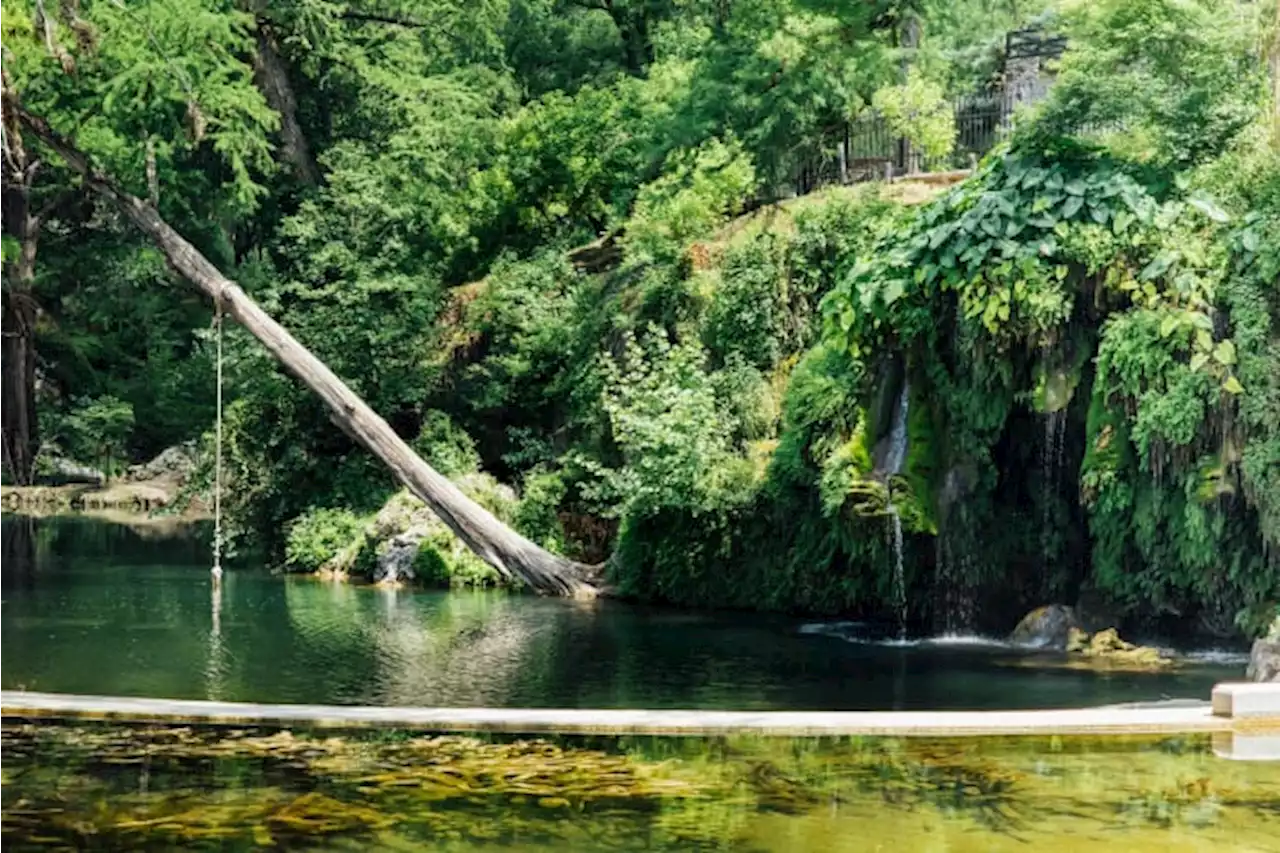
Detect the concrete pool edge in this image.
<box><xmin>3</xmin><ymin>686</ymin><xmax>1278</xmax><ymax>737</ymax></box>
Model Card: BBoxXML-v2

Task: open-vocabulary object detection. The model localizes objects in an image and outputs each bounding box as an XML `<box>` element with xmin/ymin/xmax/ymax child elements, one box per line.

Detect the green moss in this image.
<box><xmin>902</xmin><ymin>380</ymin><xmax>941</xmax><ymax>535</ymax></box>
<box><xmin>409</xmin><ymin>530</ymin><xmax>504</xmax><ymax>589</ymax></box>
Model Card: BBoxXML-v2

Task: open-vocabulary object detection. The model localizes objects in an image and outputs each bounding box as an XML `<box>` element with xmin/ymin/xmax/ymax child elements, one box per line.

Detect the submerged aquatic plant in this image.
<box><xmin>3</xmin><ymin>724</ymin><xmax>1278</xmax><ymax>851</ymax></box>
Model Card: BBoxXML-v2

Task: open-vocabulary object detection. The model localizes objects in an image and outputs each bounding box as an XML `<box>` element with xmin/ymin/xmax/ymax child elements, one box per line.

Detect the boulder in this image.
<box><xmin>1247</xmin><ymin>640</ymin><xmax>1280</xmax><ymax>683</ymax></box>
<box><xmin>373</xmin><ymin>527</ymin><xmax>428</xmax><ymax>585</ymax></box>
<box><xmin>359</xmin><ymin>482</ymin><xmax>512</xmax><ymax>587</ymax></box>
<box><xmin>1009</xmin><ymin>604</ymin><xmax>1082</xmax><ymax>649</ymax></box>
<box><xmin>127</xmin><ymin>443</ymin><xmax>196</xmax><ymax>483</ymax></box>
<box><xmin>38</xmin><ymin>454</ymin><xmax>105</xmax><ymax>485</ymax></box>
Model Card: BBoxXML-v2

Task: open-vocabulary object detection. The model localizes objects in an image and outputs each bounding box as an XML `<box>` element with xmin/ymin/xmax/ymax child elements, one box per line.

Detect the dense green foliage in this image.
<box><xmin>4</xmin><ymin>0</ymin><xmax>1277</xmax><ymax>635</ymax></box>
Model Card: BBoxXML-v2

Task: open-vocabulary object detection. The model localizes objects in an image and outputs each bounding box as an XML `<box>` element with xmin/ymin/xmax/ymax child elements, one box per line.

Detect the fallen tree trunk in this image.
<box><xmin>10</xmin><ymin>102</ymin><xmax>602</xmax><ymax>598</ymax></box>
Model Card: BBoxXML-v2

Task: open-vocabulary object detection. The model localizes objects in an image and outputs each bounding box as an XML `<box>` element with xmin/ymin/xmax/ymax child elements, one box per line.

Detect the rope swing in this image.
<box><xmin>212</xmin><ymin>301</ymin><xmax>224</xmax><ymax>582</ymax></box>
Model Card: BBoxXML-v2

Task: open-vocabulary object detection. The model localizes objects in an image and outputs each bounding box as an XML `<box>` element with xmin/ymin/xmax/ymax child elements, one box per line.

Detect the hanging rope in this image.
<box><xmin>212</xmin><ymin>301</ymin><xmax>224</xmax><ymax>580</ymax></box>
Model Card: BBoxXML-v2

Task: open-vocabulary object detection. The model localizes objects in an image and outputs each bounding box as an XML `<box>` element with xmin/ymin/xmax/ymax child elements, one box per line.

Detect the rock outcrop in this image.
<box><xmin>1065</xmin><ymin>627</ymin><xmax>1174</xmax><ymax>670</ymax></box>
<box><xmin>126</xmin><ymin>443</ymin><xmax>196</xmax><ymax>483</ymax></box>
<box><xmin>1009</xmin><ymin>605</ymin><xmax>1081</xmax><ymax>649</ymax></box>
<box><xmin>1247</xmin><ymin>641</ymin><xmax>1280</xmax><ymax>682</ymax></box>
<box><xmin>4</xmin><ymin>443</ymin><xmax>203</xmax><ymax>515</ymax></box>
<box><xmin>322</xmin><ymin>475</ymin><xmax>519</xmax><ymax>587</ymax></box>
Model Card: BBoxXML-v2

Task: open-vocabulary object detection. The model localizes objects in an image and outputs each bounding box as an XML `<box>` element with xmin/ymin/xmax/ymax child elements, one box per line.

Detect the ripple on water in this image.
<box><xmin>797</xmin><ymin>623</ymin><xmax>1012</xmax><ymax>649</ymax></box>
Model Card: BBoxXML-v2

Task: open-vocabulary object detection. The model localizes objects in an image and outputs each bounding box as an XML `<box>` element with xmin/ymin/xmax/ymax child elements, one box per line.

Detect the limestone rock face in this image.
<box><xmin>38</xmin><ymin>454</ymin><xmax>105</xmax><ymax>485</ymax></box>
<box><xmin>1247</xmin><ymin>640</ymin><xmax>1280</xmax><ymax>683</ymax></box>
<box><xmin>126</xmin><ymin>443</ymin><xmax>196</xmax><ymax>483</ymax></box>
<box><xmin>373</xmin><ymin>529</ymin><xmax>427</xmax><ymax>585</ymax></box>
<box><xmin>360</xmin><ymin>480</ymin><xmax>516</xmax><ymax>587</ymax></box>
<box><xmin>1009</xmin><ymin>604</ymin><xmax>1081</xmax><ymax>649</ymax></box>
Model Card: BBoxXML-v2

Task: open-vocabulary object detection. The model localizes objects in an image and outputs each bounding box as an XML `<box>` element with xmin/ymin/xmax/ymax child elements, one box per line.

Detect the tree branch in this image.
<box><xmin>341</xmin><ymin>11</ymin><xmax>430</xmax><ymax>29</ymax></box>
<box><xmin>31</xmin><ymin>186</ymin><xmax>83</xmax><ymax>229</ymax></box>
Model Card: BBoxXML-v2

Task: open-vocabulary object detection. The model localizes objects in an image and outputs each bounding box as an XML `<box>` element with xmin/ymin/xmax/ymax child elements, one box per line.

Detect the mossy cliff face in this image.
<box><xmin>873</xmin><ymin>150</ymin><xmax>1274</xmax><ymax>636</ymax></box>
<box><xmin>612</xmin><ymin>143</ymin><xmax>1280</xmax><ymax>639</ymax></box>
<box><xmin>275</xmin><ymin>145</ymin><xmax>1278</xmax><ymax>638</ymax></box>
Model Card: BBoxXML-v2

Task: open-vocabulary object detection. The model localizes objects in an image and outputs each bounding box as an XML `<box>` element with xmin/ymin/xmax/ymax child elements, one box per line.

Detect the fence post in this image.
<box><xmin>839</xmin><ymin>121</ymin><xmax>849</xmax><ymax>185</ymax></box>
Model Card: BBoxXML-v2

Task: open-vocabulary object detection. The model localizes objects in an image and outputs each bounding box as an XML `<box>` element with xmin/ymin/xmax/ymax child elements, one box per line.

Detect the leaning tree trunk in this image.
<box><xmin>11</xmin><ymin>103</ymin><xmax>602</xmax><ymax>597</ymax></box>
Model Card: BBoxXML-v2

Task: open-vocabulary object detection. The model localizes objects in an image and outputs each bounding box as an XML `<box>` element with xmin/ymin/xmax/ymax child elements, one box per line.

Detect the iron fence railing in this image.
<box><xmin>781</xmin><ymin>85</ymin><xmax>1056</xmax><ymax>198</ymax></box>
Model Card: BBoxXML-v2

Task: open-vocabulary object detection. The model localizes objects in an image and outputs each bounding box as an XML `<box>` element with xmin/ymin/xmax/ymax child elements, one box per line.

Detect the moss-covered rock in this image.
<box><xmin>1067</xmin><ymin>627</ymin><xmax>1175</xmax><ymax>670</ymax></box>
<box><xmin>317</xmin><ymin>478</ymin><xmax>516</xmax><ymax>587</ymax></box>
<box><xmin>1009</xmin><ymin>605</ymin><xmax>1082</xmax><ymax>649</ymax></box>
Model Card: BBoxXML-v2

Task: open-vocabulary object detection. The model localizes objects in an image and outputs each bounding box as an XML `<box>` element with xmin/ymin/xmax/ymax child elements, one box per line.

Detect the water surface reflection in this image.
<box><xmin>1</xmin><ymin>515</ymin><xmax>1245</xmax><ymax>710</ymax></box>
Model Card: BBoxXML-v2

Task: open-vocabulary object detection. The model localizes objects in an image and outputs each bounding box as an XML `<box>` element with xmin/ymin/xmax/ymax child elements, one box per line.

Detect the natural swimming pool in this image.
<box><xmin>0</xmin><ymin>515</ymin><xmax>1248</xmax><ymax>711</ymax></box>
<box><xmin>2</xmin><ymin>515</ymin><xmax>1276</xmax><ymax>851</ymax></box>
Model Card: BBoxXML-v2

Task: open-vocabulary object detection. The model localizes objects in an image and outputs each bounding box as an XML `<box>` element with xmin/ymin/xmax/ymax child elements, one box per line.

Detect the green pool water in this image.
<box><xmin>0</xmin><ymin>515</ymin><xmax>1248</xmax><ymax>710</ymax></box>
<box><xmin>2</xmin><ymin>515</ymin><xmax>1277</xmax><ymax>850</ymax></box>
<box><xmin>2</xmin><ymin>721</ymin><xmax>1278</xmax><ymax>852</ymax></box>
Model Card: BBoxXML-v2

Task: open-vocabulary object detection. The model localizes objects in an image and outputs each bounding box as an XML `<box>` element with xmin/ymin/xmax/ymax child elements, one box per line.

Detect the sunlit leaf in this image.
<box><xmin>1212</xmin><ymin>340</ymin><xmax>1236</xmax><ymax>366</ymax></box>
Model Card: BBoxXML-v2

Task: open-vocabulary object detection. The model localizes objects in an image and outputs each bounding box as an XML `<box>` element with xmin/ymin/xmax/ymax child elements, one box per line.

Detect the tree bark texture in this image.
<box><xmin>11</xmin><ymin>103</ymin><xmax>603</xmax><ymax>597</ymax></box>
<box><xmin>251</xmin><ymin>22</ymin><xmax>319</xmax><ymax>185</ymax></box>
<box><xmin>1</xmin><ymin>136</ymin><xmax>41</xmax><ymax>486</ymax></box>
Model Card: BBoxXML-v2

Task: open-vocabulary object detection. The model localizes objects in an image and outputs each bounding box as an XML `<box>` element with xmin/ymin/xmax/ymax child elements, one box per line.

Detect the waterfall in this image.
<box><xmin>889</xmin><ymin>510</ymin><xmax>907</xmax><ymax>637</ymax></box>
<box><xmin>885</xmin><ymin>382</ymin><xmax>909</xmax><ymax>638</ymax></box>
<box><xmin>1040</xmin><ymin>409</ymin><xmax>1066</xmax><ymax>594</ymax></box>
<box><xmin>884</xmin><ymin>381</ymin><xmax>910</xmax><ymax>478</ymax></box>
<box><xmin>935</xmin><ymin>517</ymin><xmax>977</xmax><ymax>635</ymax></box>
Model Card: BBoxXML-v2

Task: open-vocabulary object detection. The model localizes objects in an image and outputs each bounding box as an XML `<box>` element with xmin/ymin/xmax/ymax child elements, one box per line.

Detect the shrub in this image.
<box><xmin>284</xmin><ymin>507</ymin><xmax>366</xmax><ymax>572</ymax></box>
<box><xmin>61</xmin><ymin>395</ymin><xmax>136</xmax><ymax>478</ymax></box>
<box><xmin>626</xmin><ymin>137</ymin><xmax>757</xmax><ymax>261</ymax></box>
<box><xmin>413</xmin><ymin>410</ymin><xmax>480</xmax><ymax>476</ymax></box>
<box><xmin>514</xmin><ymin>466</ymin><xmax>569</xmax><ymax>551</ymax></box>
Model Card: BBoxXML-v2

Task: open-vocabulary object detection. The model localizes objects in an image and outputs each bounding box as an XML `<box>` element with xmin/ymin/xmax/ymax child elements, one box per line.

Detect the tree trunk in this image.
<box><xmin>2</xmin><ymin>289</ymin><xmax>39</xmax><ymax>486</ymax></box>
<box><xmin>12</xmin><ymin>103</ymin><xmax>603</xmax><ymax>597</ymax></box>
<box><xmin>251</xmin><ymin>21</ymin><xmax>319</xmax><ymax>185</ymax></box>
<box><xmin>1</xmin><ymin>146</ymin><xmax>41</xmax><ymax>486</ymax></box>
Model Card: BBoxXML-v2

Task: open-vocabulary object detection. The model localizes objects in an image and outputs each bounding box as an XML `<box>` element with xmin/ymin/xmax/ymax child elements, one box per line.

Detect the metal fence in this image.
<box><xmin>782</xmin><ymin>24</ymin><xmax>1070</xmax><ymax>197</ymax></box>
<box><xmin>785</xmin><ymin>89</ymin><xmax>1047</xmax><ymax>197</ymax></box>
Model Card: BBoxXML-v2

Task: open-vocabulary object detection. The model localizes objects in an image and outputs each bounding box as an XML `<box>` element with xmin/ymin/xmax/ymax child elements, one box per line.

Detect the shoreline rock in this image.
<box><xmin>1065</xmin><ymin>627</ymin><xmax>1175</xmax><ymax>670</ymax></box>
<box><xmin>1247</xmin><ymin>640</ymin><xmax>1280</xmax><ymax>682</ymax></box>
<box><xmin>3</xmin><ymin>444</ymin><xmax>205</xmax><ymax>518</ymax></box>
<box><xmin>1009</xmin><ymin>605</ymin><xmax>1082</xmax><ymax>649</ymax></box>
<box><xmin>319</xmin><ymin>475</ymin><xmax>519</xmax><ymax>588</ymax></box>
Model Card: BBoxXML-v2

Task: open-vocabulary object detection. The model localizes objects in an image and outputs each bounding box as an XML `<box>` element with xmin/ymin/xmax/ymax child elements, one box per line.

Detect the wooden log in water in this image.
<box><xmin>6</xmin><ymin>690</ymin><xmax>1275</xmax><ymax>737</ymax></box>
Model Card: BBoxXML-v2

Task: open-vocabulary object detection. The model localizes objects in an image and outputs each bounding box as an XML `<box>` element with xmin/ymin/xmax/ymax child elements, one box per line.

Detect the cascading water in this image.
<box><xmin>1040</xmin><ymin>408</ymin><xmax>1067</xmax><ymax>593</ymax></box>
<box><xmin>884</xmin><ymin>382</ymin><xmax>910</xmax><ymax>638</ymax></box>
<box><xmin>935</xmin><ymin>514</ymin><xmax>977</xmax><ymax>635</ymax></box>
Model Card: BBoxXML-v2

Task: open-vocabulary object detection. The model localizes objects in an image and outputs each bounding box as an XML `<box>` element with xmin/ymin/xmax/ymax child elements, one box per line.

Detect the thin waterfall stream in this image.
<box><xmin>884</xmin><ymin>382</ymin><xmax>910</xmax><ymax>638</ymax></box>
<box><xmin>1040</xmin><ymin>408</ymin><xmax>1066</xmax><ymax>595</ymax></box>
